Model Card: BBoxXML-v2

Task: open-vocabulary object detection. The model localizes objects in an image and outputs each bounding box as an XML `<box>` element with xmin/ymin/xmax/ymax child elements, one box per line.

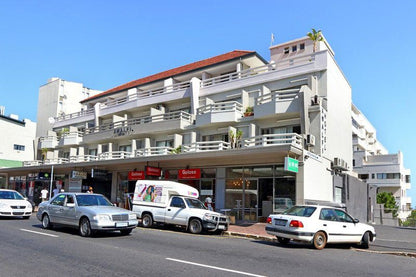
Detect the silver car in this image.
<box><xmin>36</xmin><ymin>193</ymin><xmax>138</xmax><ymax>237</ymax></box>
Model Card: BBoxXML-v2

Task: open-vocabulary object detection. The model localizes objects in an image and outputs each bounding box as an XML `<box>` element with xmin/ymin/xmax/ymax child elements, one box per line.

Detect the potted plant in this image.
<box><xmin>244</xmin><ymin>106</ymin><xmax>254</xmax><ymax>117</ymax></box>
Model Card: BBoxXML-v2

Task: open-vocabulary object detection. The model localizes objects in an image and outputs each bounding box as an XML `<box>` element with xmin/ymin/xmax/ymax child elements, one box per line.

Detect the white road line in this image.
<box><xmin>166</xmin><ymin>258</ymin><xmax>267</xmax><ymax>277</ymax></box>
<box><xmin>20</xmin><ymin>229</ymin><xmax>59</xmax><ymax>238</ymax></box>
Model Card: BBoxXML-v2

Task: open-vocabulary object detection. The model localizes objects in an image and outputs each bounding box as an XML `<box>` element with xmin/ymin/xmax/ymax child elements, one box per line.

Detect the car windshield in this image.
<box><xmin>0</xmin><ymin>191</ymin><xmax>25</xmax><ymax>200</ymax></box>
<box><xmin>283</xmin><ymin>206</ymin><xmax>316</xmax><ymax>217</ymax></box>
<box><xmin>75</xmin><ymin>194</ymin><xmax>113</xmax><ymax>207</ymax></box>
<box><xmin>185</xmin><ymin>198</ymin><xmax>207</xmax><ymax>210</ymax></box>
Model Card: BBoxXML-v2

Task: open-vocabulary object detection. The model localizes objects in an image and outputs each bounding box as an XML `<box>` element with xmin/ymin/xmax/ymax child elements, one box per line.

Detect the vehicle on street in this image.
<box><xmin>265</xmin><ymin>205</ymin><xmax>376</xmax><ymax>250</ymax></box>
<box><xmin>132</xmin><ymin>180</ymin><xmax>229</xmax><ymax>234</ymax></box>
<box><xmin>36</xmin><ymin>193</ymin><xmax>138</xmax><ymax>237</ymax></box>
<box><xmin>0</xmin><ymin>189</ymin><xmax>32</xmax><ymax>219</ymax></box>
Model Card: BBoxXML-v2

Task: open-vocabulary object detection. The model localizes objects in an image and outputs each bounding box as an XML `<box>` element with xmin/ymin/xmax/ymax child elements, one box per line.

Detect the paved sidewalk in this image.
<box><xmin>225</xmin><ymin>222</ymin><xmax>275</xmax><ymax>241</ymax></box>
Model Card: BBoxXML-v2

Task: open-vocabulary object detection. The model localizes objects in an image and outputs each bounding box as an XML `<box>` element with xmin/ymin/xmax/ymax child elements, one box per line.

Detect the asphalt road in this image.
<box><xmin>0</xmin><ymin>216</ymin><xmax>415</xmax><ymax>277</ymax></box>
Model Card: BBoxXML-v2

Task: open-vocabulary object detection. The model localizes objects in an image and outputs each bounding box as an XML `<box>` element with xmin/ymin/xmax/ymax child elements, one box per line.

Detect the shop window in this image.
<box><xmin>274</xmin><ymin>177</ymin><xmax>296</xmax><ymax>212</ymax></box>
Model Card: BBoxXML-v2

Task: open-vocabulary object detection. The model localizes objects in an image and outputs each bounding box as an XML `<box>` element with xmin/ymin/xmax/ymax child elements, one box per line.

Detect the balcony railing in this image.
<box><xmin>135</xmin><ymin>147</ymin><xmax>175</xmax><ymax>157</ymax></box>
<box><xmin>59</xmin><ymin>131</ymin><xmax>83</xmax><ymax>145</ymax></box>
<box><xmin>256</xmin><ymin>89</ymin><xmax>299</xmax><ymax>105</ymax></box>
<box><xmin>55</xmin><ymin>109</ymin><xmax>94</xmax><ymax>123</ymax></box>
<box><xmin>39</xmin><ymin>136</ymin><xmax>59</xmax><ymax>149</ymax></box>
<box><xmin>23</xmin><ymin>133</ymin><xmax>303</xmax><ymax>166</ymax></box>
<box><xmin>85</xmin><ymin>111</ymin><xmax>192</xmax><ymax>135</ymax></box>
<box><xmin>197</xmin><ymin>101</ymin><xmax>243</xmax><ymax>115</ymax></box>
<box><xmin>182</xmin><ymin>141</ymin><xmax>231</xmax><ymax>152</ymax></box>
<box><xmin>100</xmin><ymin>81</ymin><xmax>191</xmax><ymax>110</ymax></box>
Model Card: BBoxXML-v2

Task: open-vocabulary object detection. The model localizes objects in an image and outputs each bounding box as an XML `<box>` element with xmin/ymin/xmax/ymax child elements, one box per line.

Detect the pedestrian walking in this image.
<box><xmin>40</xmin><ymin>187</ymin><xmax>48</xmax><ymax>202</ymax></box>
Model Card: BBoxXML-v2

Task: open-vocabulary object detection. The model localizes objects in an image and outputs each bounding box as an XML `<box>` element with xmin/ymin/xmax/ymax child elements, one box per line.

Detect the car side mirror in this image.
<box><xmin>113</xmin><ymin>203</ymin><xmax>117</xmax><ymax>207</ymax></box>
<box><xmin>67</xmin><ymin>203</ymin><xmax>75</xmax><ymax>207</ymax></box>
<box><xmin>353</xmin><ymin>218</ymin><xmax>359</xmax><ymax>223</ymax></box>
<box><xmin>24</xmin><ymin>197</ymin><xmax>28</xmax><ymax>201</ymax></box>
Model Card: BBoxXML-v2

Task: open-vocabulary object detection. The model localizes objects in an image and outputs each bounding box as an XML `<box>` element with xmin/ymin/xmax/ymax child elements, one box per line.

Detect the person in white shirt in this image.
<box><xmin>40</xmin><ymin>188</ymin><xmax>48</xmax><ymax>202</ymax></box>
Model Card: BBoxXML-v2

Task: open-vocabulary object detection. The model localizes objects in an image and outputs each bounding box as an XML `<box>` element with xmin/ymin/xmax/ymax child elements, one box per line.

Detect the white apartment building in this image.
<box><xmin>1</xmin><ymin>35</ymin><xmax>356</xmax><ymax>221</ymax></box>
<box><xmin>0</xmin><ymin>106</ymin><xmax>36</xmax><ymax>166</ymax></box>
<box><xmin>36</xmin><ymin>77</ymin><xmax>102</xmax><ymax>138</ymax></box>
<box><xmin>352</xmin><ymin>105</ymin><xmax>411</xmax><ymax>219</ymax></box>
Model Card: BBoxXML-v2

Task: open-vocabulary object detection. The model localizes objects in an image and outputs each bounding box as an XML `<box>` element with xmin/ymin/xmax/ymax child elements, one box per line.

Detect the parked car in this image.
<box><xmin>36</xmin><ymin>193</ymin><xmax>138</xmax><ymax>237</ymax></box>
<box><xmin>265</xmin><ymin>205</ymin><xmax>376</xmax><ymax>250</ymax></box>
<box><xmin>0</xmin><ymin>189</ymin><xmax>32</xmax><ymax>219</ymax></box>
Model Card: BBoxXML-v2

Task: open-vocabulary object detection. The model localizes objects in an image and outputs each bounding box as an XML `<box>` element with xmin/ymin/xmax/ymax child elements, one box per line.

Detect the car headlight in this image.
<box><xmin>0</xmin><ymin>203</ymin><xmax>8</xmax><ymax>209</ymax></box>
<box><xmin>93</xmin><ymin>214</ymin><xmax>111</xmax><ymax>221</ymax></box>
<box><xmin>128</xmin><ymin>213</ymin><xmax>137</xmax><ymax>220</ymax></box>
<box><xmin>203</xmin><ymin>213</ymin><xmax>217</xmax><ymax>222</ymax></box>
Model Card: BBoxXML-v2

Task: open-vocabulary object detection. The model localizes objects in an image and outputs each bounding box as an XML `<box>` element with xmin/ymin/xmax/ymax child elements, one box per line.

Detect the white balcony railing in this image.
<box><xmin>197</xmin><ymin>101</ymin><xmax>243</xmax><ymax>115</ymax></box>
<box><xmin>85</xmin><ymin>111</ymin><xmax>192</xmax><ymax>135</ymax></box>
<box><xmin>55</xmin><ymin>109</ymin><xmax>94</xmax><ymax>123</ymax></box>
<box><xmin>256</xmin><ymin>89</ymin><xmax>299</xmax><ymax>105</ymax></box>
<box><xmin>242</xmin><ymin>133</ymin><xmax>303</xmax><ymax>148</ymax></box>
<box><xmin>39</xmin><ymin>136</ymin><xmax>59</xmax><ymax>149</ymax></box>
<box><xmin>24</xmin><ymin>133</ymin><xmax>303</xmax><ymax>166</ymax></box>
<box><xmin>182</xmin><ymin>141</ymin><xmax>231</xmax><ymax>152</ymax></box>
<box><xmin>135</xmin><ymin>147</ymin><xmax>175</xmax><ymax>157</ymax></box>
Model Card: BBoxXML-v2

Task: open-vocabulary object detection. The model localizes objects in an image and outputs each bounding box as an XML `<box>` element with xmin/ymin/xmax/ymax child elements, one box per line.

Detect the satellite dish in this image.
<box><xmin>48</xmin><ymin>117</ymin><xmax>56</xmax><ymax>124</ymax></box>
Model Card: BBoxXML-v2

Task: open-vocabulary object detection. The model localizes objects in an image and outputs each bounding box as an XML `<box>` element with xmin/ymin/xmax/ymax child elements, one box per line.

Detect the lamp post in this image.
<box><xmin>49</xmin><ymin>165</ymin><xmax>54</xmax><ymax>200</ymax></box>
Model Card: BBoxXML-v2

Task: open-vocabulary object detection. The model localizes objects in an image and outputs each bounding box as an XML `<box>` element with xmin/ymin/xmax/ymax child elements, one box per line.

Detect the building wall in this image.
<box><xmin>0</xmin><ymin>116</ymin><xmax>36</xmax><ymax>162</ymax></box>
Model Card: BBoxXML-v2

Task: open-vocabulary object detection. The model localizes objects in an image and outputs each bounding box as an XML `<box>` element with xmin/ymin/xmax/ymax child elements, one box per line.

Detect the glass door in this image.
<box><xmin>244</xmin><ymin>179</ymin><xmax>258</xmax><ymax>221</ymax></box>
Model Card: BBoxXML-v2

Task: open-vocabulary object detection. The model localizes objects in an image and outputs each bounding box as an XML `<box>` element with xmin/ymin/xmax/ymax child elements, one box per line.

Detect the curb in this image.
<box><xmin>224</xmin><ymin>231</ymin><xmax>276</xmax><ymax>242</ymax></box>
<box><xmin>354</xmin><ymin>249</ymin><xmax>416</xmax><ymax>258</ymax></box>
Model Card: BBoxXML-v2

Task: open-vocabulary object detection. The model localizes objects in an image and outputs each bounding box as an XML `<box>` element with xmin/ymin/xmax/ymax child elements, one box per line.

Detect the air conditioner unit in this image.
<box><xmin>306</xmin><ymin>134</ymin><xmax>315</xmax><ymax>146</ymax></box>
<box><xmin>333</xmin><ymin>157</ymin><xmax>342</xmax><ymax>168</ymax></box>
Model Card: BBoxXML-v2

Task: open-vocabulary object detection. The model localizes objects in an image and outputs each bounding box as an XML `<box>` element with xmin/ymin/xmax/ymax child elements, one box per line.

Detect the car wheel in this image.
<box><xmin>360</xmin><ymin>231</ymin><xmax>370</xmax><ymax>249</ymax></box>
<box><xmin>42</xmin><ymin>214</ymin><xmax>52</xmax><ymax>229</ymax></box>
<box><xmin>188</xmin><ymin>218</ymin><xmax>203</xmax><ymax>234</ymax></box>
<box><xmin>277</xmin><ymin>237</ymin><xmax>290</xmax><ymax>244</ymax></box>
<box><xmin>142</xmin><ymin>214</ymin><xmax>153</xmax><ymax>228</ymax></box>
<box><xmin>313</xmin><ymin>231</ymin><xmax>327</xmax><ymax>250</ymax></box>
<box><xmin>120</xmin><ymin>229</ymin><xmax>133</xmax><ymax>235</ymax></box>
<box><xmin>79</xmin><ymin>217</ymin><xmax>92</xmax><ymax>237</ymax></box>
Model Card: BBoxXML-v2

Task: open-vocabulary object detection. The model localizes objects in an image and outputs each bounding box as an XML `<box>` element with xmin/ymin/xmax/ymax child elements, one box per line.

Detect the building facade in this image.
<box><xmin>352</xmin><ymin>104</ymin><xmax>412</xmax><ymax>220</ymax></box>
<box><xmin>1</xmin><ymin>35</ymin><xmax>359</xmax><ymax>221</ymax></box>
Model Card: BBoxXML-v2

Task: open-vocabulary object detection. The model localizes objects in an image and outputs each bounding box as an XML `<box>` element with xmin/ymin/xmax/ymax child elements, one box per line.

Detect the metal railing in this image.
<box><xmin>55</xmin><ymin>109</ymin><xmax>94</xmax><ymax>122</ymax></box>
<box><xmin>197</xmin><ymin>101</ymin><xmax>243</xmax><ymax>115</ymax></box>
<box><xmin>256</xmin><ymin>89</ymin><xmax>300</xmax><ymax>105</ymax></box>
<box><xmin>135</xmin><ymin>147</ymin><xmax>175</xmax><ymax>156</ymax></box>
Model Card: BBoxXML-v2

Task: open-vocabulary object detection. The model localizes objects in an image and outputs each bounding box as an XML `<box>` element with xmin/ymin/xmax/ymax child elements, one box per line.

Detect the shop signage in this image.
<box><xmin>38</xmin><ymin>172</ymin><xmax>50</xmax><ymax>179</ymax></box>
<box><xmin>128</xmin><ymin>171</ymin><xmax>145</xmax><ymax>180</ymax></box>
<box><xmin>284</xmin><ymin>157</ymin><xmax>299</xmax><ymax>173</ymax></box>
<box><xmin>71</xmin><ymin>170</ymin><xmax>87</xmax><ymax>179</ymax></box>
<box><xmin>145</xmin><ymin>166</ymin><xmax>161</xmax><ymax>177</ymax></box>
<box><xmin>178</xmin><ymin>169</ymin><xmax>201</xmax><ymax>179</ymax></box>
<box><xmin>113</xmin><ymin>126</ymin><xmax>133</xmax><ymax>137</ymax></box>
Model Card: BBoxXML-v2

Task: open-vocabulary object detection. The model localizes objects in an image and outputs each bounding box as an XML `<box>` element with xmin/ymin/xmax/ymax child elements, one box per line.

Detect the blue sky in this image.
<box><xmin>1</xmin><ymin>0</ymin><xmax>415</xmax><ymax>208</ymax></box>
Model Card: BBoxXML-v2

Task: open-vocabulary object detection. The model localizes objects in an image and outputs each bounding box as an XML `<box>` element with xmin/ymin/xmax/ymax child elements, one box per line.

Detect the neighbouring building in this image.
<box><xmin>352</xmin><ymin>104</ymin><xmax>412</xmax><ymax>220</ymax></box>
<box><xmin>0</xmin><ymin>106</ymin><xmax>36</xmax><ymax>189</ymax></box>
<box><xmin>1</xmin><ymin>34</ymin><xmax>372</xmax><ymax>222</ymax></box>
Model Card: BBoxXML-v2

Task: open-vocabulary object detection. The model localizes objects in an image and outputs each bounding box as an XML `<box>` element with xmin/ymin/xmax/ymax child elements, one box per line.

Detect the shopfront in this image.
<box><xmin>225</xmin><ymin>165</ymin><xmax>296</xmax><ymax>222</ymax></box>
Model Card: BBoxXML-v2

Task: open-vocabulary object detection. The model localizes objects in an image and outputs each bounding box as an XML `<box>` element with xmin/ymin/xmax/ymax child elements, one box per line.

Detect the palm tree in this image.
<box><xmin>307</xmin><ymin>29</ymin><xmax>323</xmax><ymax>52</ymax></box>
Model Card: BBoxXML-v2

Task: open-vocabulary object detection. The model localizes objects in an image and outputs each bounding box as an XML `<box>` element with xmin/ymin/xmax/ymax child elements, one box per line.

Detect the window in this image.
<box><xmin>377</xmin><ymin>173</ymin><xmax>401</xmax><ymax>179</ymax></box>
<box><xmin>284</xmin><ymin>47</ymin><xmax>289</xmax><ymax>54</ymax></box>
<box><xmin>292</xmin><ymin>45</ymin><xmax>297</xmax><ymax>52</ymax></box>
<box><xmin>13</xmin><ymin>144</ymin><xmax>25</xmax><ymax>151</ymax></box>
<box><xmin>333</xmin><ymin>209</ymin><xmax>354</xmax><ymax>223</ymax></box>
<box><xmin>320</xmin><ymin>208</ymin><xmax>337</xmax><ymax>221</ymax></box>
<box><xmin>358</xmin><ymin>174</ymin><xmax>369</xmax><ymax>180</ymax></box>
<box><xmin>51</xmin><ymin>194</ymin><xmax>66</xmax><ymax>206</ymax></box>
<box><xmin>352</xmin><ymin>159</ymin><xmax>355</xmax><ymax>167</ymax></box>
<box><xmin>372</xmin><ymin>174</ymin><xmax>375</xmax><ymax>179</ymax></box>
<box><xmin>406</xmin><ymin>175</ymin><xmax>411</xmax><ymax>183</ymax></box>
<box><xmin>170</xmin><ymin>197</ymin><xmax>185</xmax><ymax>208</ymax></box>
<box><xmin>300</xmin><ymin>43</ymin><xmax>305</xmax><ymax>50</ymax></box>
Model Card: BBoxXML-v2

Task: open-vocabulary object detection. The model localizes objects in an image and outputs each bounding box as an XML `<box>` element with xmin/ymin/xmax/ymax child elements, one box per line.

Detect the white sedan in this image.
<box><xmin>265</xmin><ymin>205</ymin><xmax>376</xmax><ymax>250</ymax></box>
<box><xmin>0</xmin><ymin>189</ymin><xmax>33</xmax><ymax>219</ymax></box>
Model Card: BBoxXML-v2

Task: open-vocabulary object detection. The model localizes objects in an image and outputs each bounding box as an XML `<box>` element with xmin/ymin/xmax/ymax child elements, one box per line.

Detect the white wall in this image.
<box><xmin>0</xmin><ymin>117</ymin><xmax>36</xmax><ymax>161</ymax></box>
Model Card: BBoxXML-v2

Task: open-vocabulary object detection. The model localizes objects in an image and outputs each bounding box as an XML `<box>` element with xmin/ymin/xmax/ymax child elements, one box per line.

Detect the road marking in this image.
<box><xmin>20</xmin><ymin>229</ymin><xmax>59</xmax><ymax>238</ymax></box>
<box><xmin>166</xmin><ymin>258</ymin><xmax>267</xmax><ymax>277</ymax></box>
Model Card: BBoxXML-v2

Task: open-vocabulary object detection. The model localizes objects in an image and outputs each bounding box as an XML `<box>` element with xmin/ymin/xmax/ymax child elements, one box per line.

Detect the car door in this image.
<box><xmin>319</xmin><ymin>208</ymin><xmax>347</xmax><ymax>243</ymax></box>
<box><xmin>60</xmin><ymin>194</ymin><xmax>77</xmax><ymax>226</ymax></box>
<box><xmin>165</xmin><ymin>197</ymin><xmax>188</xmax><ymax>226</ymax></box>
<box><xmin>333</xmin><ymin>209</ymin><xmax>362</xmax><ymax>243</ymax></box>
<box><xmin>48</xmin><ymin>194</ymin><xmax>66</xmax><ymax>224</ymax></box>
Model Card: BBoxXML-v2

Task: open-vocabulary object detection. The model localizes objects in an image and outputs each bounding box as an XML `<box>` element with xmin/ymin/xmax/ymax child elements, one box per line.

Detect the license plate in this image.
<box><xmin>217</xmin><ymin>225</ymin><xmax>225</xmax><ymax>230</ymax></box>
<box><xmin>274</xmin><ymin>219</ymin><xmax>287</xmax><ymax>226</ymax></box>
<box><xmin>116</xmin><ymin>222</ymin><xmax>128</xmax><ymax>227</ymax></box>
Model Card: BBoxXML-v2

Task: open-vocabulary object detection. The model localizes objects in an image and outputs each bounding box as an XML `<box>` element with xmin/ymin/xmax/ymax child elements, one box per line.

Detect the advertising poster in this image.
<box><xmin>136</xmin><ymin>184</ymin><xmax>163</xmax><ymax>203</ymax></box>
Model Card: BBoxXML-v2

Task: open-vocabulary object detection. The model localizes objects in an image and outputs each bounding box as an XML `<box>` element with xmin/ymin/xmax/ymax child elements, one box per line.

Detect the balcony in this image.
<box><xmin>241</xmin><ymin>133</ymin><xmax>303</xmax><ymax>148</ymax></box>
<box><xmin>43</xmin><ymin>158</ymin><xmax>69</xmax><ymax>165</ymax></box>
<box><xmin>59</xmin><ymin>132</ymin><xmax>83</xmax><ymax>146</ymax></box>
<box><xmin>182</xmin><ymin>141</ymin><xmax>231</xmax><ymax>152</ymax></box>
<box><xmin>39</xmin><ymin>136</ymin><xmax>59</xmax><ymax>149</ymax></box>
<box><xmin>254</xmin><ymin>89</ymin><xmax>300</xmax><ymax>119</ymax></box>
<box><xmin>69</xmin><ymin>155</ymin><xmax>98</xmax><ymax>163</ymax></box>
<box><xmin>99</xmin><ymin>81</ymin><xmax>191</xmax><ymax>116</ymax></box>
<box><xmin>53</xmin><ymin>109</ymin><xmax>95</xmax><ymax>128</ymax></box>
<box><xmin>98</xmin><ymin>151</ymin><xmax>133</xmax><ymax>160</ymax></box>
<box><xmin>196</xmin><ymin>101</ymin><xmax>243</xmax><ymax>126</ymax></box>
<box><xmin>135</xmin><ymin>147</ymin><xmax>175</xmax><ymax>157</ymax></box>
<box><xmin>83</xmin><ymin>111</ymin><xmax>193</xmax><ymax>143</ymax></box>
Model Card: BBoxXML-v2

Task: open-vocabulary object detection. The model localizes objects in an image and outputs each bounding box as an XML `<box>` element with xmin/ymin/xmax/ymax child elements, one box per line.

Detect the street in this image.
<box><xmin>0</xmin><ymin>216</ymin><xmax>415</xmax><ymax>277</ymax></box>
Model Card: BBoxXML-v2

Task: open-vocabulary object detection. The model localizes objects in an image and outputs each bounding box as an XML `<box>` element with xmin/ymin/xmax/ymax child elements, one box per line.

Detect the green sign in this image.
<box><xmin>284</xmin><ymin>157</ymin><xmax>299</xmax><ymax>173</ymax></box>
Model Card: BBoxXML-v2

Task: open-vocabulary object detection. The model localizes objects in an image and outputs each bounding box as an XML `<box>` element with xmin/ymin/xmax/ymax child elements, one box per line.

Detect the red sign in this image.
<box><xmin>178</xmin><ymin>169</ymin><xmax>201</xmax><ymax>179</ymax></box>
<box><xmin>145</xmin><ymin>166</ymin><xmax>162</xmax><ymax>177</ymax></box>
<box><xmin>128</xmin><ymin>171</ymin><xmax>145</xmax><ymax>180</ymax></box>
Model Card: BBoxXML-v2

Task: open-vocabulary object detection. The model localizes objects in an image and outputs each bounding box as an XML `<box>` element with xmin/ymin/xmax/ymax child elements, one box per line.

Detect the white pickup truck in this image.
<box><xmin>132</xmin><ymin>180</ymin><xmax>229</xmax><ymax>234</ymax></box>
